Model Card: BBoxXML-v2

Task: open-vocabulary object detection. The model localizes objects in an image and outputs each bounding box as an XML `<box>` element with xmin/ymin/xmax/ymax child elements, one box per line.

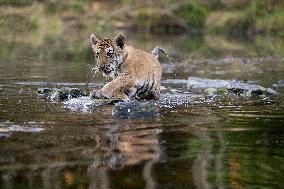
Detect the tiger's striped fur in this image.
<box><xmin>90</xmin><ymin>33</ymin><xmax>163</xmax><ymax>100</ymax></box>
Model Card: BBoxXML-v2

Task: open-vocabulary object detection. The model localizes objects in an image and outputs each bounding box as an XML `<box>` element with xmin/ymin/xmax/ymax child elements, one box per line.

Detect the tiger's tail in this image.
<box><xmin>151</xmin><ymin>46</ymin><xmax>167</xmax><ymax>58</ymax></box>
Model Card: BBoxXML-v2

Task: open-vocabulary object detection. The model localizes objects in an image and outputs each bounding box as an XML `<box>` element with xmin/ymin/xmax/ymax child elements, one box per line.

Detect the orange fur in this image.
<box><xmin>91</xmin><ymin>33</ymin><xmax>162</xmax><ymax>100</ymax></box>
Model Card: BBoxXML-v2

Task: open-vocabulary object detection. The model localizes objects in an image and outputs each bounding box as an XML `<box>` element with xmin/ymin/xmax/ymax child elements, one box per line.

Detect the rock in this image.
<box><xmin>227</xmin><ymin>83</ymin><xmax>278</xmax><ymax>97</ymax></box>
<box><xmin>0</xmin><ymin>133</ymin><xmax>10</xmax><ymax>139</ymax></box>
<box><xmin>38</xmin><ymin>88</ymin><xmax>53</xmax><ymax>95</ymax></box>
<box><xmin>63</xmin><ymin>97</ymin><xmax>122</xmax><ymax>112</ymax></box>
<box><xmin>205</xmin><ymin>87</ymin><xmax>217</xmax><ymax>96</ymax></box>
<box><xmin>48</xmin><ymin>87</ymin><xmax>87</xmax><ymax>101</ymax></box>
<box><xmin>0</xmin><ymin>128</ymin><xmax>9</xmax><ymax>133</ymax></box>
<box><xmin>112</xmin><ymin>101</ymin><xmax>159</xmax><ymax>119</ymax></box>
<box><xmin>188</xmin><ymin>77</ymin><xmax>232</xmax><ymax>89</ymax></box>
<box><xmin>162</xmin><ymin>79</ymin><xmax>188</xmax><ymax>86</ymax></box>
<box><xmin>273</xmin><ymin>80</ymin><xmax>284</xmax><ymax>88</ymax></box>
<box><xmin>187</xmin><ymin>77</ymin><xmax>278</xmax><ymax>97</ymax></box>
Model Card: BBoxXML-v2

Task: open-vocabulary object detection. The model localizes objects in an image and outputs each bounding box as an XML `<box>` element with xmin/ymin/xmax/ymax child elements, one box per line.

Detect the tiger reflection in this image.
<box><xmin>84</xmin><ymin>123</ymin><xmax>162</xmax><ymax>169</ymax></box>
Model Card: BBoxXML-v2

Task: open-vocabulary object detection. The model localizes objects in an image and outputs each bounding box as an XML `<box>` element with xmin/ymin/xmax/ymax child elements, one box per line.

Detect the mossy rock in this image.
<box><xmin>112</xmin><ymin>101</ymin><xmax>159</xmax><ymax>119</ymax></box>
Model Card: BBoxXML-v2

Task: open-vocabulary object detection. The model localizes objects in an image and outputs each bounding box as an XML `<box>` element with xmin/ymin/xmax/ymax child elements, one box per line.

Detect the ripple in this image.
<box><xmin>15</xmin><ymin>81</ymin><xmax>104</xmax><ymax>88</ymax></box>
<box><xmin>0</xmin><ymin>121</ymin><xmax>44</xmax><ymax>135</ymax></box>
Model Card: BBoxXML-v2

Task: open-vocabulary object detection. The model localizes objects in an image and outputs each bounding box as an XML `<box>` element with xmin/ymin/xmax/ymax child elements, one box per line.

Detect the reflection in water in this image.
<box><xmin>0</xmin><ymin>122</ymin><xmax>163</xmax><ymax>189</ymax></box>
<box><xmin>191</xmin><ymin>129</ymin><xmax>212</xmax><ymax>189</ymax></box>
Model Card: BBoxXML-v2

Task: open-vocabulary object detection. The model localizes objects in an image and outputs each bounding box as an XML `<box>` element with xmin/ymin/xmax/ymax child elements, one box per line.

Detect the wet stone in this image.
<box><xmin>187</xmin><ymin>77</ymin><xmax>232</xmax><ymax>89</ymax></box>
<box><xmin>63</xmin><ymin>97</ymin><xmax>123</xmax><ymax>112</ymax></box>
<box><xmin>38</xmin><ymin>87</ymin><xmax>87</xmax><ymax>101</ymax></box>
<box><xmin>187</xmin><ymin>77</ymin><xmax>278</xmax><ymax>97</ymax></box>
<box><xmin>273</xmin><ymin>80</ymin><xmax>284</xmax><ymax>88</ymax></box>
<box><xmin>38</xmin><ymin>88</ymin><xmax>53</xmax><ymax>95</ymax></box>
<box><xmin>227</xmin><ymin>83</ymin><xmax>278</xmax><ymax>97</ymax></box>
<box><xmin>112</xmin><ymin>101</ymin><xmax>159</xmax><ymax>119</ymax></box>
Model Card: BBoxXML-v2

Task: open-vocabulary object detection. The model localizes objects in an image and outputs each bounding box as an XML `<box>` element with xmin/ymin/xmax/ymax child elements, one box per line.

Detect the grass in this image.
<box><xmin>0</xmin><ymin>0</ymin><xmax>35</xmax><ymax>6</ymax></box>
<box><xmin>174</xmin><ymin>0</ymin><xmax>207</xmax><ymax>28</ymax></box>
<box><xmin>0</xmin><ymin>0</ymin><xmax>284</xmax><ymax>64</ymax></box>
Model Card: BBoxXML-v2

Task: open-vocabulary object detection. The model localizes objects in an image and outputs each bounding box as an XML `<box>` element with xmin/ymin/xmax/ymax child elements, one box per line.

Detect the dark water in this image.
<box><xmin>0</xmin><ymin>39</ymin><xmax>284</xmax><ymax>189</ymax></box>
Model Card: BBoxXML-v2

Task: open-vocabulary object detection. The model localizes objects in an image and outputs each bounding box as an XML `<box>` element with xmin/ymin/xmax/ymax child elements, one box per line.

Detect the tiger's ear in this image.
<box><xmin>113</xmin><ymin>33</ymin><xmax>126</xmax><ymax>49</ymax></box>
<box><xmin>90</xmin><ymin>33</ymin><xmax>100</xmax><ymax>46</ymax></box>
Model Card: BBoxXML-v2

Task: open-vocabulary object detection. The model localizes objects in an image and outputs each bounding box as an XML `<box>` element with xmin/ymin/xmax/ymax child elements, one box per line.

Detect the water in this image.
<box><xmin>1</xmin><ymin>39</ymin><xmax>284</xmax><ymax>189</ymax></box>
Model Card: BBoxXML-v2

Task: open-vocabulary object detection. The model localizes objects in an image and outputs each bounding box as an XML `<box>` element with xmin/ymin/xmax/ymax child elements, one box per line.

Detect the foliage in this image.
<box><xmin>0</xmin><ymin>0</ymin><xmax>284</xmax><ymax>64</ymax></box>
<box><xmin>0</xmin><ymin>0</ymin><xmax>35</xmax><ymax>6</ymax></box>
<box><xmin>134</xmin><ymin>8</ymin><xmax>187</xmax><ymax>34</ymax></box>
<box><xmin>174</xmin><ymin>0</ymin><xmax>207</xmax><ymax>28</ymax></box>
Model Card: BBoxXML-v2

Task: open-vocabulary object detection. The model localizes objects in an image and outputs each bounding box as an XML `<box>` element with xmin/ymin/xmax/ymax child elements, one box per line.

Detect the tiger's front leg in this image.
<box><xmin>91</xmin><ymin>77</ymin><xmax>132</xmax><ymax>99</ymax></box>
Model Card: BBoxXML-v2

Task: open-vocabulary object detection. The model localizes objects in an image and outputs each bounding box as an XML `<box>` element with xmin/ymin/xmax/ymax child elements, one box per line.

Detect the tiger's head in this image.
<box><xmin>90</xmin><ymin>33</ymin><xmax>126</xmax><ymax>78</ymax></box>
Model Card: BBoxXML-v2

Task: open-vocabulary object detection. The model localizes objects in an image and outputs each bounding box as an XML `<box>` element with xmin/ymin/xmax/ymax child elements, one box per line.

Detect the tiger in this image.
<box><xmin>90</xmin><ymin>33</ymin><xmax>166</xmax><ymax>100</ymax></box>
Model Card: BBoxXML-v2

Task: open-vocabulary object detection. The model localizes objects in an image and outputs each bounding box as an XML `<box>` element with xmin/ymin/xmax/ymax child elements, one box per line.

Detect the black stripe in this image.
<box><xmin>135</xmin><ymin>82</ymin><xmax>148</xmax><ymax>97</ymax></box>
<box><xmin>133</xmin><ymin>84</ymin><xmax>145</xmax><ymax>98</ymax></box>
<box><xmin>147</xmin><ymin>75</ymin><xmax>155</xmax><ymax>93</ymax></box>
<box><xmin>139</xmin><ymin>82</ymin><xmax>150</xmax><ymax>95</ymax></box>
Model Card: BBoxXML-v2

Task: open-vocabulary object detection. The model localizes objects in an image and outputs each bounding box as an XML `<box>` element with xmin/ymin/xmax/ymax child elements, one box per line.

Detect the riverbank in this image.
<box><xmin>0</xmin><ymin>0</ymin><xmax>284</xmax><ymax>63</ymax></box>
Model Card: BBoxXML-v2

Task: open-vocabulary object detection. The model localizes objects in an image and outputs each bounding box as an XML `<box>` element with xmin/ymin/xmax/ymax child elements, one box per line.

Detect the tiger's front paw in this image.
<box><xmin>91</xmin><ymin>90</ymin><xmax>111</xmax><ymax>99</ymax></box>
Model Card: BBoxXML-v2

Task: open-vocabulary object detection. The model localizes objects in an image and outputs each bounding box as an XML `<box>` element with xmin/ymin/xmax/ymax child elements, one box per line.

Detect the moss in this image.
<box><xmin>174</xmin><ymin>1</ymin><xmax>207</xmax><ymax>28</ymax></box>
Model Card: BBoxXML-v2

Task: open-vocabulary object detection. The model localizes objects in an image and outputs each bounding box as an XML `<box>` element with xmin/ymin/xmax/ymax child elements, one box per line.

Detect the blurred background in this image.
<box><xmin>1</xmin><ymin>0</ymin><xmax>284</xmax><ymax>64</ymax></box>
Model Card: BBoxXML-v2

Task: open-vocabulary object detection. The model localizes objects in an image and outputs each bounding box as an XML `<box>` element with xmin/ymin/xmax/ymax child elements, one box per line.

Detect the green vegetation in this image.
<box><xmin>174</xmin><ymin>1</ymin><xmax>207</xmax><ymax>28</ymax></box>
<box><xmin>134</xmin><ymin>8</ymin><xmax>187</xmax><ymax>34</ymax></box>
<box><xmin>0</xmin><ymin>0</ymin><xmax>35</xmax><ymax>6</ymax></box>
<box><xmin>0</xmin><ymin>0</ymin><xmax>283</xmax><ymax>64</ymax></box>
<box><xmin>206</xmin><ymin>0</ymin><xmax>284</xmax><ymax>38</ymax></box>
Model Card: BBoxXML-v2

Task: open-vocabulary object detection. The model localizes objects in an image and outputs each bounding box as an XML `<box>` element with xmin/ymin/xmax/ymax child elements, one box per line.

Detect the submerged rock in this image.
<box><xmin>187</xmin><ymin>77</ymin><xmax>278</xmax><ymax>97</ymax></box>
<box><xmin>112</xmin><ymin>101</ymin><xmax>159</xmax><ymax>119</ymax></box>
